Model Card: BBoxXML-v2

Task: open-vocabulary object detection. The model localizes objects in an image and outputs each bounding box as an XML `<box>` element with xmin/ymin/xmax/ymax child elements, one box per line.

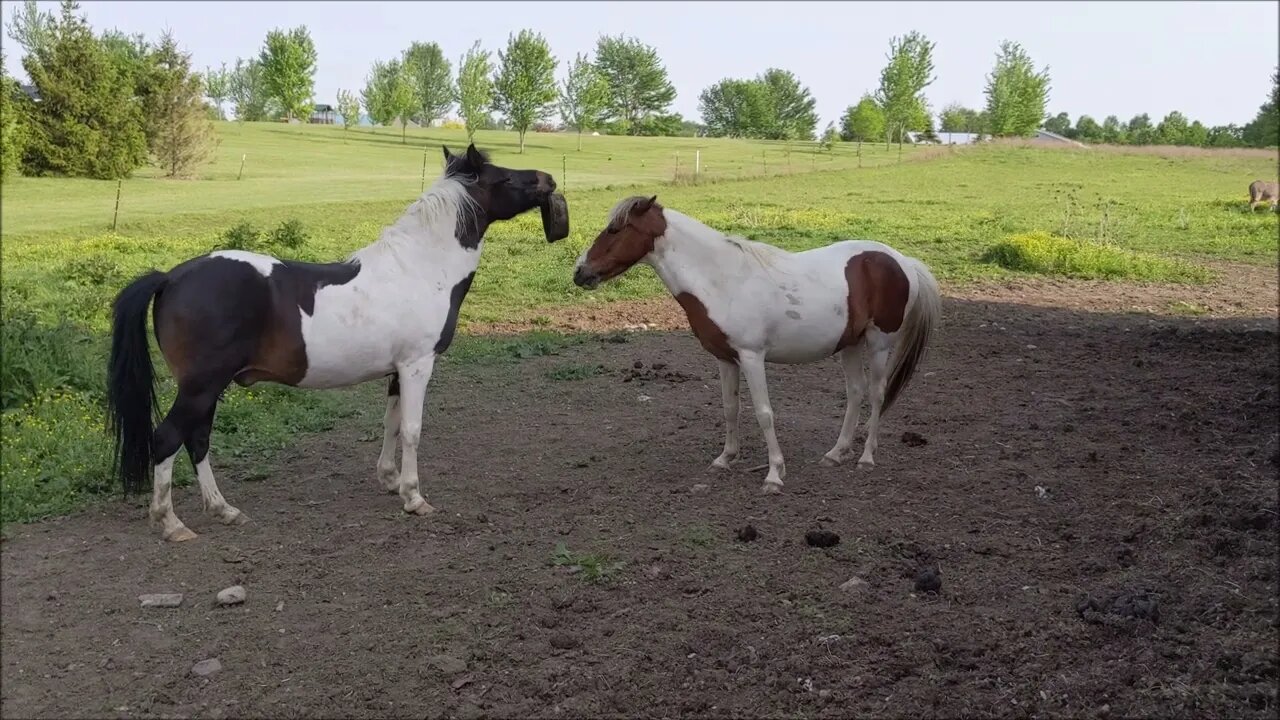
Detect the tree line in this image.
<box><xmin>3</xmin><ymin>3</ymin><xmax>1277</xmax><ymax>183</ymax></box>
<box><xmin>348</xmin><ymin>32</ymin><xmax>686</xmax><ymax>152</ymax></box>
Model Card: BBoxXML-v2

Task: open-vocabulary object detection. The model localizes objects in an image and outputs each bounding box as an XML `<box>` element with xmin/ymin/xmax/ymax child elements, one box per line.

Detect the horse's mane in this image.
<box><xmin>605</xmin><ymin>195</ymin><xmax>655</xmax><ymax>233</ymax></box>
<box><xmin>350</xmin><ymin>172</ymin><xmax>480</xmax><ymax>266</ymax></box>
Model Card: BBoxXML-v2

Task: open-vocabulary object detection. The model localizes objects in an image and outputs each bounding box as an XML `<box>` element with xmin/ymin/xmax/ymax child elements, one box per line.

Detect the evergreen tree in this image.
<box><xmin>144</xmin><ymin>31</ymin><xmax>217</xmax><ymax>177</ymax></box>
<box><xmin>20</xmin><ymin>1</ymin><xmax>146</xmax><ymax>179</ymax></box>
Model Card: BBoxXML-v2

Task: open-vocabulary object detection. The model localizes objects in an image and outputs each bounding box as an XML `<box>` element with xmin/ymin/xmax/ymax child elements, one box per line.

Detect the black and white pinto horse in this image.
<box><xmin>108</xmin><ymin>145</ymin><xmax>567</xmax><ymax>542</ymax></box>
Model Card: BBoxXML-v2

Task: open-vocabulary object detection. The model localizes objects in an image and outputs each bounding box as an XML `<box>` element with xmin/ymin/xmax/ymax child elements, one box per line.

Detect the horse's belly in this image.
<box><xmin>763</xmin><ymin>308</ymin><xmax>846</xmax><ymax>364</ymax></box>
<box><xmin>295</xmin><ymin>302</ymin><xmax>428</xmax><ymax>389</ymax></box>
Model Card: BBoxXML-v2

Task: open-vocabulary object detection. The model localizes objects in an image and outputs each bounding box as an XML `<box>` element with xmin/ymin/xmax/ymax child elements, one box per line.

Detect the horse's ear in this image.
<box><xmin>465</xmin><ymin>144</ymin><xmax>486</xmax><ymax>168</ymax></box>
<box><xmin>442</xmin><ymin>145</ymin><xmax>453</xmax><ymax>162</ymax></box>
<box><xmin>636</xmin><ymin>195</ymin><xmax>658</xmax><ymax>213</ymax></box>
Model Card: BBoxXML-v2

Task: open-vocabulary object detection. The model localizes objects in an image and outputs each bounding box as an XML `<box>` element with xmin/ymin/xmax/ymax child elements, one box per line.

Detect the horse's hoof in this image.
<box><xmin>819</xmin><ymin>455</ymin><xmax>841</xmax><ymax>467</ymax></box>
<box><xmin>709</xmin><ymin>456</ymin><xmax>735</xmax><ymax>471</ymax></box>
<box><xmin>761</xmin><ymin>482</ymin><xmax>783</xmax><ymax>495</ymax></box>
<box><xmin>404</xmin><ymin>498</ymin><xmax>437</xmax><ymax>516</ymax></box>
<box><xmin>857</xmin><ymin>459</ymin><xmax>875</xmax><ymax>470</ymax></box>
<box><xmin>222</xmin><ymin>509</ymin><xmax>250</xmax><ymax>526</ymax></box>
<box><xmin>165</xmin><ymin>526</ymin><xmax>198</xmax><ymax>542</ymax></box>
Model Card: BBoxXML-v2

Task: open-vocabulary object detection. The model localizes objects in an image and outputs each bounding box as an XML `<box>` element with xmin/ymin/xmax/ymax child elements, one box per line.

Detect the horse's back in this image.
<box><xmin>1250</xmin><ymin>180</ymin><xmax>1279</xmax><ymax>200</ymax></box>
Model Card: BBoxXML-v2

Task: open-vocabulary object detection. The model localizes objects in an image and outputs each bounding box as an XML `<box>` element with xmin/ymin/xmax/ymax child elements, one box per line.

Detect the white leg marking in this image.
<box><xmin>195</xmin><ymin>455</ymin><xmax>247</xmax><ymax>525</ymax></box>
<box><xmin>150</xmin><ymin>452</ymin><xmax>196</xmax><ymax>542</ymax></box>
<box><xmin>396</xmin><ymin>356</ymin><xmax>437</xmax><ymax>515</ymax></box>
<box><xmin>859</xmin><ymin>334</ymin><xmax>893</xmax><ymax>469</ymax></box>
<box><xmin>377</xmin><ymin>392</ymin><xmax>402</xmax><ymax>493</ymax></box>
<box><xmin>739</xmin><ymin>351</ymin><xmax>786</xmax><ymax>493</ymax></box>
<box><xmin>710</xmin><ymin>360</ymin><xmax>740</xmax><ymax>470</ymax></box>
<box><xmin>822</xmin><ymin>344</ymin><xmax>867</xmax><ymax>466</ymax></box>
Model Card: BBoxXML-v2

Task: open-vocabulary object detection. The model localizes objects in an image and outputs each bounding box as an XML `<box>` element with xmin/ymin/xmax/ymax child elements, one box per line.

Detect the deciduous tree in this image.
<box><xmin>594</xmin><ymin>34</ymin><xmax>676</xmax><ymax>134</ymax></box>
<box><xmin>258</xmin><ymin>25</ymin><xmax>317</xmax><ymax>121</ymax></box>
<box><xmin>874</xmin><ymin>30</ymin><xmax>935</xmax><ymax>151</ymax></box>
<box><xmin>336</xmin><ymin>88</ymin><xmax>360</xmax><ymax>130</ymax></box>
<box><xmin>401</xmin><ymin>41</ymin><xmax>452</xmax><ymax>127</ymax></box>
<box><xmin>456</xmin><ymin>41</ymin><xmax>494</xmax><ymax>144</ymax></box>
<box><xmin>558</xmin><ymin>53</ymin><xmax>609</xmax><ymax>149</ymax></box>
<box><xmin>493</xmin><ymin>30</ymin><xmax>558</xmax><ymax>153</ymax></box>
<box><xmin>983</xmin><ymin>40</ymin><xmax>1050</xmax><ymax>137</ymax></box>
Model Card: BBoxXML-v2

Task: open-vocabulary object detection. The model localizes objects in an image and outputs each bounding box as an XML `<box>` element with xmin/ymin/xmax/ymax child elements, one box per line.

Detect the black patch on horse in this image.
<box><xmin>434</xmin><ymin>272</ymin><xmax>476</xmax><ymax>354</ymax></box>
<box><xmin>273</xmin><ymin>260</ymin><xmax>362</xmax><ymax>315</ymax></box>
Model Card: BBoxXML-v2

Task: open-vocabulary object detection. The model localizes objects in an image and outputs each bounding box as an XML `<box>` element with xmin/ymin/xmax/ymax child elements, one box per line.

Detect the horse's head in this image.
<box><xmin>443</xmin><ymin>144</ymin><xmax>568</xmax><ymax>240</ymax></box>
<box><xmin>573</xmin><ymin>195</ymin><xmax>666</xmax><ymax>290</ymax></box>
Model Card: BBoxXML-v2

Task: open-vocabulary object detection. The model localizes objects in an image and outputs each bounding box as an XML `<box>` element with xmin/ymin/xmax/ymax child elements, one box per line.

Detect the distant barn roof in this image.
<box><xmin>314</xmin><ymin>103</ymin><xmax>334</xmax><ymax>112</ymax></box>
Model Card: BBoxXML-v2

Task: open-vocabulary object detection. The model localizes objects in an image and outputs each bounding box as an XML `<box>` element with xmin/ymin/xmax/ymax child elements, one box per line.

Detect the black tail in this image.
<box><xmin>107</xmin><ymin>270</ymin><xmax>168</xmax><ymax>496</ymax></box>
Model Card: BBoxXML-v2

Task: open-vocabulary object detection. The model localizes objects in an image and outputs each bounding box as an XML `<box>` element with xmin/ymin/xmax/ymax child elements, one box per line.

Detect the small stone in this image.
<box><xmin>191</xmin><ymin>658</ymin><xmax>222</xmax><ymax>677</ymax></box>
<box><xmin>839</xmin><ymin>577</ymin><xmax>869</xmax><ymax>592</ymax></box>
<box><xmin>429</xmin><ymin>655</ymin><xmax>467</xmax><ymax>675</ymax></box>
<box><xmin>456</xmin><ymin>703</ymin><xmax>484</xmax><ymax>720</ymax></box>
<box><xmin>735</xmin><ymin>525</ymin><xmax>758</xmax><ymax>542</ymax></box>
<box><xmin>690</xmin><ymin>483</ymin><xmax>710</xmax><ymax>495</ymax></box>
<box><xmin>819</xmin><ymin>689</ymin><xmax>833</xmax><ymax>699</ymax></box>
<box><xmin>900</xmin><ymin>431</ymin><xmax>928</xmax><ymax>447</ymax></box>
<box><xmin>275</xmin><ymin>601</ymin><xmax>284</xmax><ymax>612</ymax></box>
<box><xmin>633</xmin><ymin>360</ymin><xmax>644</xmax><ymax>369</ymax></box>
<box><xmin>216</xmin><ymin>586</ymin><xmax>246</xmax><ymax>606</ymax></box>
<box><xmin>139</xmin><ymin>593</ymin><xmax>184</xmax><ymax>608</ymax></box>
<box><xmin>652</xmin><ymin>362</ymin><xmax>667</xmax><ymax>370</ymax></box>
<box><xmin>549</xmin><ymin>632</ymin><xmax>581</xmax><ymax>650</ymax></box>
<box><xmin>805</xmin><ymin>529</ymin><xmax>840</xmax><ymax>548</ymax></box>
<box><xmin>914</xmin><ymin>567</ymin><xmax>942</xmax><ymax>594</ymax></box>
<box><xmin>645</xmin><ymin>564</ymin><xmax>665</xmax><ymax>580</ymax></box>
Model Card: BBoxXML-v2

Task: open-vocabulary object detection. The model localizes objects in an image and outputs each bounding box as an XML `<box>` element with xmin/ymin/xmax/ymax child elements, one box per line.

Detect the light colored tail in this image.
<box><xmin>881</xmin><ymin>257</ymin><xmax>941</xmax><ymax>414</ymax></box>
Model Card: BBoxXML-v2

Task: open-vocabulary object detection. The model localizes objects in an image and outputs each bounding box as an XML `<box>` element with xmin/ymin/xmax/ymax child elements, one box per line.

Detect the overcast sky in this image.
<box><xmin>4</xmin><ymin>1</ymin><xmax>1277</xmax><ymax>128</ymax></box>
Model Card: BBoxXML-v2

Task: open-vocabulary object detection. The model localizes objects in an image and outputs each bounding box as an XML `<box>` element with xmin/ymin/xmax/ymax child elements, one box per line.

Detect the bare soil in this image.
<box><xmin>3</xmin><ymin>297</ymin><xmax>1277</xmax><ymax>719</ymax></box>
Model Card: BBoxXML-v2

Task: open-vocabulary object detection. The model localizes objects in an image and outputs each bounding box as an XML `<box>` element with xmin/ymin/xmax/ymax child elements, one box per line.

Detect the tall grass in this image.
<box><xmin>982</xmin><ymin>231</ymin><xmax>1214</xmax><ymax>283</ymax></box>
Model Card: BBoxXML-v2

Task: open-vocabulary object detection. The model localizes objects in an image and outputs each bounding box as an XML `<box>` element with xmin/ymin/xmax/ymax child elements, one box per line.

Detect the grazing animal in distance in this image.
<box><xmin>107</xmin><ymin>144</ymin><xmax>569</xmax><ymax>542</ymax></box>
<box><xmin>1248</xmin><ymin>179</ymin><xmax>1278</xmax><ymax>211</ymax></box>
<box><xmin>572</xmin><ymin>195</ymin><xmax>940</xmax><ymax>494</ymax></box>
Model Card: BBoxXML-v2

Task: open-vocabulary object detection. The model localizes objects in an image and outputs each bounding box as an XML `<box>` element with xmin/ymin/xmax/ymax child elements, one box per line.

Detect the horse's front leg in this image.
<box><xmin>376</xmin><ymin>373</ymin><xmax>401</xmax><ymax>493</ymax></box>
<box><xmin>709</xmin><ymin>359</ymin><xmax>740</xmax><ymax>470</ymax></box>
<box><xmin>395</xmin><ymin>356</ymin><xmax>437</xmax><ymax>515</ymax></box>
<box><xmin>739</xmin><ymin>351</ymin><xmax>786</xmax><ymax>494</ymax></box>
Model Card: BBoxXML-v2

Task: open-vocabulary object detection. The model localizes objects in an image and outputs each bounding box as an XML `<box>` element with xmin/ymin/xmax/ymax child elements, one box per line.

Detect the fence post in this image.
<box><xmin>675</xmin><ymin>151</ymin><xmax>680</xmax><ymax>179</ymax></box>
<box><xmin>421</xmin><ymin>146</ymin><xmax>428</xmax><ymax>192</ymax></box>
<box><xmin>762</xmin><ymin>150</ymin><xmax>767</xmax><ymax>174</ymax></box>
<box><xmin>111</xmin><ymin>179</ymin><xmax>122</xmax><ymax>231</ymax></box>
<box><xmin>562</xmin><ymin>154</ymin><xmax>567</xmax><ymax>190</ymax></box>
<box><xmin>695</xmin><ymin>149</ymin><xmax>701</xmax><ymax>177</ymax></box>
<box><xmin>237</xmin><ymin>153</ymin><xmax>246</xmax><ymax>181</ymax></box>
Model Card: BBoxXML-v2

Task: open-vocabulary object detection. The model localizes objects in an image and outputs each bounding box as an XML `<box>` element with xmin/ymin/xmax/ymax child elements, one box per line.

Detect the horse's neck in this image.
<box><xmin>353</xmin><ymin>183</ymin><xmax>484</xmax><ymax>275</ymax></box>
<box><xmin>645</xmin><ymin>212</ymin><xmax>761</xmax><ymax>296</ymax></box>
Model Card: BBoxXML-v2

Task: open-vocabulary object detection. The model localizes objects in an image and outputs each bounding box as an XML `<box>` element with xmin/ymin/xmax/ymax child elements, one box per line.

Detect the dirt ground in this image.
<box><xmin>2</xmin><ymin>294</ymin><xmax>1277</xmax><ymax>719</ymax></box>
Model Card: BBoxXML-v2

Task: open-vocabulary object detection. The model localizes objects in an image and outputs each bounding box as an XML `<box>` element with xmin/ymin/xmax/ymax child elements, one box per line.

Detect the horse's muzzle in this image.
<box><xmin>573</xmin><ymin>266</ymin><xmax>599</xmax><ymax>289</ymax></box>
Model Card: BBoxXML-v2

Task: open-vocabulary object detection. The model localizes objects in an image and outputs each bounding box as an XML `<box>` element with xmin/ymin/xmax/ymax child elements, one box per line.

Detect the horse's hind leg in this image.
<box><xmin>857</xmin><ymin>330</ymin><xmax>893</xmax><ymax>469</ymax></box>
<box><xmin>184</xmin><ymin>384</ymin><xmax>247</xmax><ymax>526</ymax></box>
<box><xmin>376</xmin><ymin>373</ymin><xmax>402</xmax><ymax>493</ymax></box>
<box><xmin>821</xmin><ymin>344</ymin><xmax>867</xmax><ymax>466</ymax></box>
<box><xmin>150</xmin><ymin>399</ymin><xmax>197</xmax><ymax>542</ymax></box>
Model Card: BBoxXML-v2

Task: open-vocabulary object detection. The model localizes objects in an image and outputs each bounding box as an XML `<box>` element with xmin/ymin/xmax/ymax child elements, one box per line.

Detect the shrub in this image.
<box><xmin>982</xmin><ymin>231</ymin><xmax>1212</xmax><ymax>283</ymax></box>
<box><xmin>222</xmin><ymin>221</ymin><xmax>260</xmax><ymax>250</ymax></box>
<box><xmin>267</xmin><ymin>218</ymin><xmax>308</xmax><ymax>250</ymax></box>
<box><xmin>0</xmin><ymin>301</ymin><xmax>103</xmax><ymax>411</ymax></box>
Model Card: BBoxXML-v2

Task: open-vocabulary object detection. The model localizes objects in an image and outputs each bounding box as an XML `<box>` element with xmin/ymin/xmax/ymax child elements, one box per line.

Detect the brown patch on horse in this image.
<box><xmin>835</xmin><ymin>251</ymin><xmax>910</xmax><ymax>351</ymax></box>
<box><xmin>675</xmin><ymin>292</ymin><xmax>738</xmax><ymax>363</ymax></box>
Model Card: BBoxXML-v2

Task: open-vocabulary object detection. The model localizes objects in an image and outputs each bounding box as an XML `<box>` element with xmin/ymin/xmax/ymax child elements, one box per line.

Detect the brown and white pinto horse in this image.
<box><xmin>573</xmin><ymin>196</ymin><xmax>940</xmax><ymax>494</ymax></box>
<box><xmin>108</xmin><ymin>144</ymin><xmax>567</xmax><ymax>541</ymax></box>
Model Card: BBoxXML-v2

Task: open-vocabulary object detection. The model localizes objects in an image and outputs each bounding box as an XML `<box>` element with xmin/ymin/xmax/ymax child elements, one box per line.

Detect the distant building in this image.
<box><xmin>18</xmin><ymin>84</ymin><xmax>40</xmax><ymax>103</ymax></box>
<box><xmin>310</xmin><ymin>104</ymin><xmax>336</xmax><ymax>124</ymax></box>
<box><xmin>925</xmin><ymin>131</ymin><xmax>984</xmax><ymax>145</ymax></box>
<box><xmin>1031</xmin><ymin>129</ymin><xmax>1088</xmax><ymax>148</ymax></box>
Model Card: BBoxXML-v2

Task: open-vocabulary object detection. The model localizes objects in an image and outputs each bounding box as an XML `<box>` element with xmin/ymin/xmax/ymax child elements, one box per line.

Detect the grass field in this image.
<box><xmin>1</xmin><ymin>121</ymin><xmax>1276</xmax><ymax>525</ymax></box>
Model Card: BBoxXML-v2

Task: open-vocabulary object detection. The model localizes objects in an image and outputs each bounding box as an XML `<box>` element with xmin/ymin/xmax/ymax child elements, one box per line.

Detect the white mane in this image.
<box><xmin>349</xmin><ymin>173</ymin><xmax>480</xmax><ymax>266</ymax></box>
